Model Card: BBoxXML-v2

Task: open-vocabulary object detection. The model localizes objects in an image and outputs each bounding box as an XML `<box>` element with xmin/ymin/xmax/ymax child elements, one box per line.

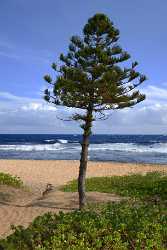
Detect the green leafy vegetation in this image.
<box><xmin>0</xmin><ymin>171</ymin><xmax>166</xmax><ymax>249</ymax></box>
<box><xmin>62</xmin><ymin>172</ymin><xmax>167</xmax><ymax>201</ymax></box>
<box><xmin>0</xmin><ymin>172</ymin><xmax>23</xmax><ymax>188</ymax></box>
<box><xmin>0</xmin><ymin>201</ymin><xmax>166</xmax><ymax>250</ymax></box>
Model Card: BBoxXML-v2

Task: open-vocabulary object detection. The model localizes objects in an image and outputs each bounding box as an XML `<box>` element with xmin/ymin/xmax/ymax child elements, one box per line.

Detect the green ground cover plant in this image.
<box><xmin>0</xmin><ymin>171</ymin><xmax>166</xmax><ymax>249</ymax></box>
<box><xmin>0</xmin><ymin>201</ymin><xmax>166</xmax><ymax>250</ymax></box>
<box><xmin>62</xmin><ymin>172</ymin><xmax>167</xmax><ymax>201</ymax></box>
<box><xmin>0</xmin><ymin>172</ymin><xmax>23</xmax><ymax>188</ymax></box>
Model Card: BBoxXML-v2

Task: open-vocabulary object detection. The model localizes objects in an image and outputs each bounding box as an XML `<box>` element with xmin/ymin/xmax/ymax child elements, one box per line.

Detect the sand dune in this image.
<box><xmin>0</xmin><ymin>160</ymin><xmax>166</xmax><ymax>237</ymax></box>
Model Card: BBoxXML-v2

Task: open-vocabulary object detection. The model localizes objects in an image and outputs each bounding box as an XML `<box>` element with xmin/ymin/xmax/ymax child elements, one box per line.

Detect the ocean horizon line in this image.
<box><xmin>0</xmin><ymin>133</ymin><xmax>166</xmax><ymax>136</ymax></box>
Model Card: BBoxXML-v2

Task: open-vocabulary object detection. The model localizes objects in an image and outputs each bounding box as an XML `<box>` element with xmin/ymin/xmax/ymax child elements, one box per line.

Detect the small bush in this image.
<box><xmin>0</xmin><ymin>172</ymin><xmax>23</xmax><ymax>188</ymax></box>
<box><xmin>62</xmin><ymin>172</ymin><xmax>167</xmax><ymax>201</ymax></box>
<box><xmin>0</xmin><ymin>201</ymin><xmax>166</xmax><ymax>249</ymax></box>
<box><xmin>0</xmin><ymin>172</ymin><xmax>166</xmax><ymax>249</ymax></box>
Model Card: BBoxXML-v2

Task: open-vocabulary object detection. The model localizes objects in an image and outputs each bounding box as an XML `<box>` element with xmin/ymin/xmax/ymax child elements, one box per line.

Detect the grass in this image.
<box><xmin>61</xmin><ymin>171</ymin><xmax>167</xmax><ymax>201</ymax></box>
<box><xmin>0</xmin><ymin>172</ymin><xmax>23</xmax><ymax>188</ymax></box>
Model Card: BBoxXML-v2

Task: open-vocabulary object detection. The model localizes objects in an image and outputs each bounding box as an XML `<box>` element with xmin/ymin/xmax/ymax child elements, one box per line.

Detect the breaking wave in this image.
<box><xmin>57</xmin><ymin>139</ymin><xmax>68</xmax><ymax>144</ymax></box>
<box><xmin>0</xmin><ymin>143</ymin><xmax>66</xmax><ymax>152</ymax></box>
<box><xmin>0</xmin><ymin>142</ymin><xmax>167</xmax><ymax>154</ymax></box>
<box><xmin>44</xmin><ymin>139</ymin><xmax>55</xmax><ymax>143</ymax></box>
<box><xmin>89</xmin><ymin>143</ymin><xmax>167</xmax><ymax>154</ymax></box>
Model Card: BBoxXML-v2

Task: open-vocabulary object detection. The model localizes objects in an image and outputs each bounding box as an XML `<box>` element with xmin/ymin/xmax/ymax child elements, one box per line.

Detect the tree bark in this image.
<box><xmin>78</xmin><ymin>107</ymin><xmax>93</xmax><ymax>210</ymax></box>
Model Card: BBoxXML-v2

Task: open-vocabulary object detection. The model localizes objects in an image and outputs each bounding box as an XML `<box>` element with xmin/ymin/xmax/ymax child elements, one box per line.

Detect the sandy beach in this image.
<box><xmin>0</xmin><ymin>160</ymin><xmax>166</xmax><ymax>237</ymax></box>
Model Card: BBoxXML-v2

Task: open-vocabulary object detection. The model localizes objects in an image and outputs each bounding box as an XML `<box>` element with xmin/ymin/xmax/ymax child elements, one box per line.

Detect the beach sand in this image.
<box><xmin>0</xmin><ymin>160</ymin><xmax>166</xmax><ymax>237</ymax></box>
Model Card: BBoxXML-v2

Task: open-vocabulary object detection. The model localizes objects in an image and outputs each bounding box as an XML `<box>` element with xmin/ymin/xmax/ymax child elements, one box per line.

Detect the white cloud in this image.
<box><xmin>141</xmin><ymin>84</ymin><xmax>167</xmax><ymax>107</ymax></box>
<box><xmin>0</xmin><ymin>86</ymin><xmax>167</xmax><ymax>134</ymax></box>
<box><xmin>21</xmin><ymin>102</ymin><xmax>56</xmax><ymax>111</ymax></box>
<box><xmin>144</xmin><ymin>85</ymin><xmax>167</xmax><ymax>100</ymax></box>
<box><xmin>0</xmin><ymin>40</ymin><xmax>53</xmax><ymax>64</ymax></box>
<box><xmin>0</xmin><ymin>91</ymin><xmax>79</xmax><ymax>133</ymax></box>
<box><xmin>0</xmin><ymin>91</ymin><xmax>29</xmax><ymax>102</ymax></box>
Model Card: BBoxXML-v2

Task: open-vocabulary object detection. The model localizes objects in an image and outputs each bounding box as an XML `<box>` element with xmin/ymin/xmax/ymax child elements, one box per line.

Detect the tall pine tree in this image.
<box><xmin>44</xmin><ymin>13</ymin><xmax>147</xmax><ymax>209</ymax></box>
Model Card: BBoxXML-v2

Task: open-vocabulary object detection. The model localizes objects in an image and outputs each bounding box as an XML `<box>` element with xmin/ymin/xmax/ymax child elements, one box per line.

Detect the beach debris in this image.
<box><xmin>42</xmin><ymin>183</ymin><xmax>54</xmax><ymax>197</ymax></box>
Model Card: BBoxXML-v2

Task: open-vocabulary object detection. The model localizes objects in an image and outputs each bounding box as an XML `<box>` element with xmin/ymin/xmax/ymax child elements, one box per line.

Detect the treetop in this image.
<box><xmin>44</xmin><ymin>13</ymin><xmax>146</xmax><ymax>116</ymax></box>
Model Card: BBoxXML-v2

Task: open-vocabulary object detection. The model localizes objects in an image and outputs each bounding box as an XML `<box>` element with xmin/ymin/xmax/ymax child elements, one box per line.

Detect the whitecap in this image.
<box><xmin>0</xmin><ymin>143</ymin><xmax>65</xmax><ymax>152</ymax></box>
<box><xmin>89</xmin><ymin>143</ymin><xmax>167</xmax><ymax>154</ymax></box>
<box><xmin>57</xmin><ymin>139</ymin><xmax>68</xmax><ymax>144</ymax></box>
<box><xmin>0</xmin><ymin>142</ymin><xmax>167</xmax><ymax>154</ymax></box>
<box><xmin>44</xmin><ymin>139</ymin><xmax>55</xmax><ymax>143</ymax></box>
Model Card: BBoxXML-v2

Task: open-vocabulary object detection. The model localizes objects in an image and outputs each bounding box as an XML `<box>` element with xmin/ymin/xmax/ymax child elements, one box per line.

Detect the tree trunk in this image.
<box><xmin>78</xmin><ymin>107</ymin><xmax>93</xmax><ymax>210</ymax></box>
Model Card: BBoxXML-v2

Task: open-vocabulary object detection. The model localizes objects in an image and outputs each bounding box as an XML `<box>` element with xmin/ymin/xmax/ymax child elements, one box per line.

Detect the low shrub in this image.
<box><xmin>62</xmin><ymin>172</ymin><xmax>167</xmax><ymax>201</ymax></box>
<box><xmin>0</xmin><ymin>201</ymin><xmax>166</xmax><ymax>250</ymax></box>
<box><xmin>0</xmin><ymin>172</ymin><xmax>23</xmax><ymax>188</ymax></box>
<box><xmin>0</xmin><ymin>172</ymin><xmax>166</xmax><ymax>249</ymax></box>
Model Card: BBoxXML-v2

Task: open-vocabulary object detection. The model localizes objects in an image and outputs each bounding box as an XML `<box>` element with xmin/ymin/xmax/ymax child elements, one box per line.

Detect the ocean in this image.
<box><xmin>0</xmin><ymin>134</ymin><xmax>167</xmax><ymax>164</ymax></box>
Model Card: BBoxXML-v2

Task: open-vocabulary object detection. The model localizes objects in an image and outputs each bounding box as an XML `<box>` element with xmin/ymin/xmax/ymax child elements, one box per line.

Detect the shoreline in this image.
<box><xmin>0</xmin><ymin>160</ymin><xmax>166</xmax><ymax>190</ymax></box>
<box><xmin>0</xmin><ymin>159</ymin><xmax>167</xmax><ymax>165</ymax></box>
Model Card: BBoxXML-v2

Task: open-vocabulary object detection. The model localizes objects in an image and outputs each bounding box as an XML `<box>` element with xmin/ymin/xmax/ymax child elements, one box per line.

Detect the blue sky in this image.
<box><xmin>0</xmin><ymin>0</ymin><xmax>167</xmax><ymax>134</ymax></box>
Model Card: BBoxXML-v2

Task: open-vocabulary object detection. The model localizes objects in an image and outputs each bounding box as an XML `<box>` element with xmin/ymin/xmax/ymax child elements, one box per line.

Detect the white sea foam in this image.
<box><xmin>0</xmin><ymin>142</ymin><xmax>167</xmax><ymax>154</ymax></box>
<box><xmin>44</xmin><ymin>139</ymin><xmax>55</xmax><ymax>143</ymax></box>
<box><xmin>57</xmin><ymin>139</ymin><xmax>68</xmax><ymax>144</ymax></box>
<box><xmin>0</xmin><ymin>143</ymin><xmax>65</xmax><ymax>151</ymax></box>
<box><xmin>89</xmin><ymin>143</ymin><xmax>167</xmax><ymax>154</ymax></box>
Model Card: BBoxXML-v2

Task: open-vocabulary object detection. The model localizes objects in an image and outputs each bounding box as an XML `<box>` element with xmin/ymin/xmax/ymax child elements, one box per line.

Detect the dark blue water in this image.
<box><xmin>0</xmin><ymin>134</ymin><xmax>167</xmax><ymax>164</ymax></box>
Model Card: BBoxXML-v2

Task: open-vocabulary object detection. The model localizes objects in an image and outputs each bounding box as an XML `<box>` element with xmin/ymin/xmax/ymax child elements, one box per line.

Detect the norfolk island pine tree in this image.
<box><xmin>44</xmin><ymin>13</ymin><xmax>147</xmax><ymax>210</ymax></box>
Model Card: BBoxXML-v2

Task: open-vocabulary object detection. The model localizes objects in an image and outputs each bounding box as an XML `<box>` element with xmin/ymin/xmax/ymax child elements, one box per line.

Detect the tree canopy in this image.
<box><xmin>44</xmin><ymin>13</ymin><xmax>146</xmax><ymax>119</ymax></box>
<box><xmin>44</xmin><ymin>13</ymin><xmax>147</xmax><ymax>209</ymax></box>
